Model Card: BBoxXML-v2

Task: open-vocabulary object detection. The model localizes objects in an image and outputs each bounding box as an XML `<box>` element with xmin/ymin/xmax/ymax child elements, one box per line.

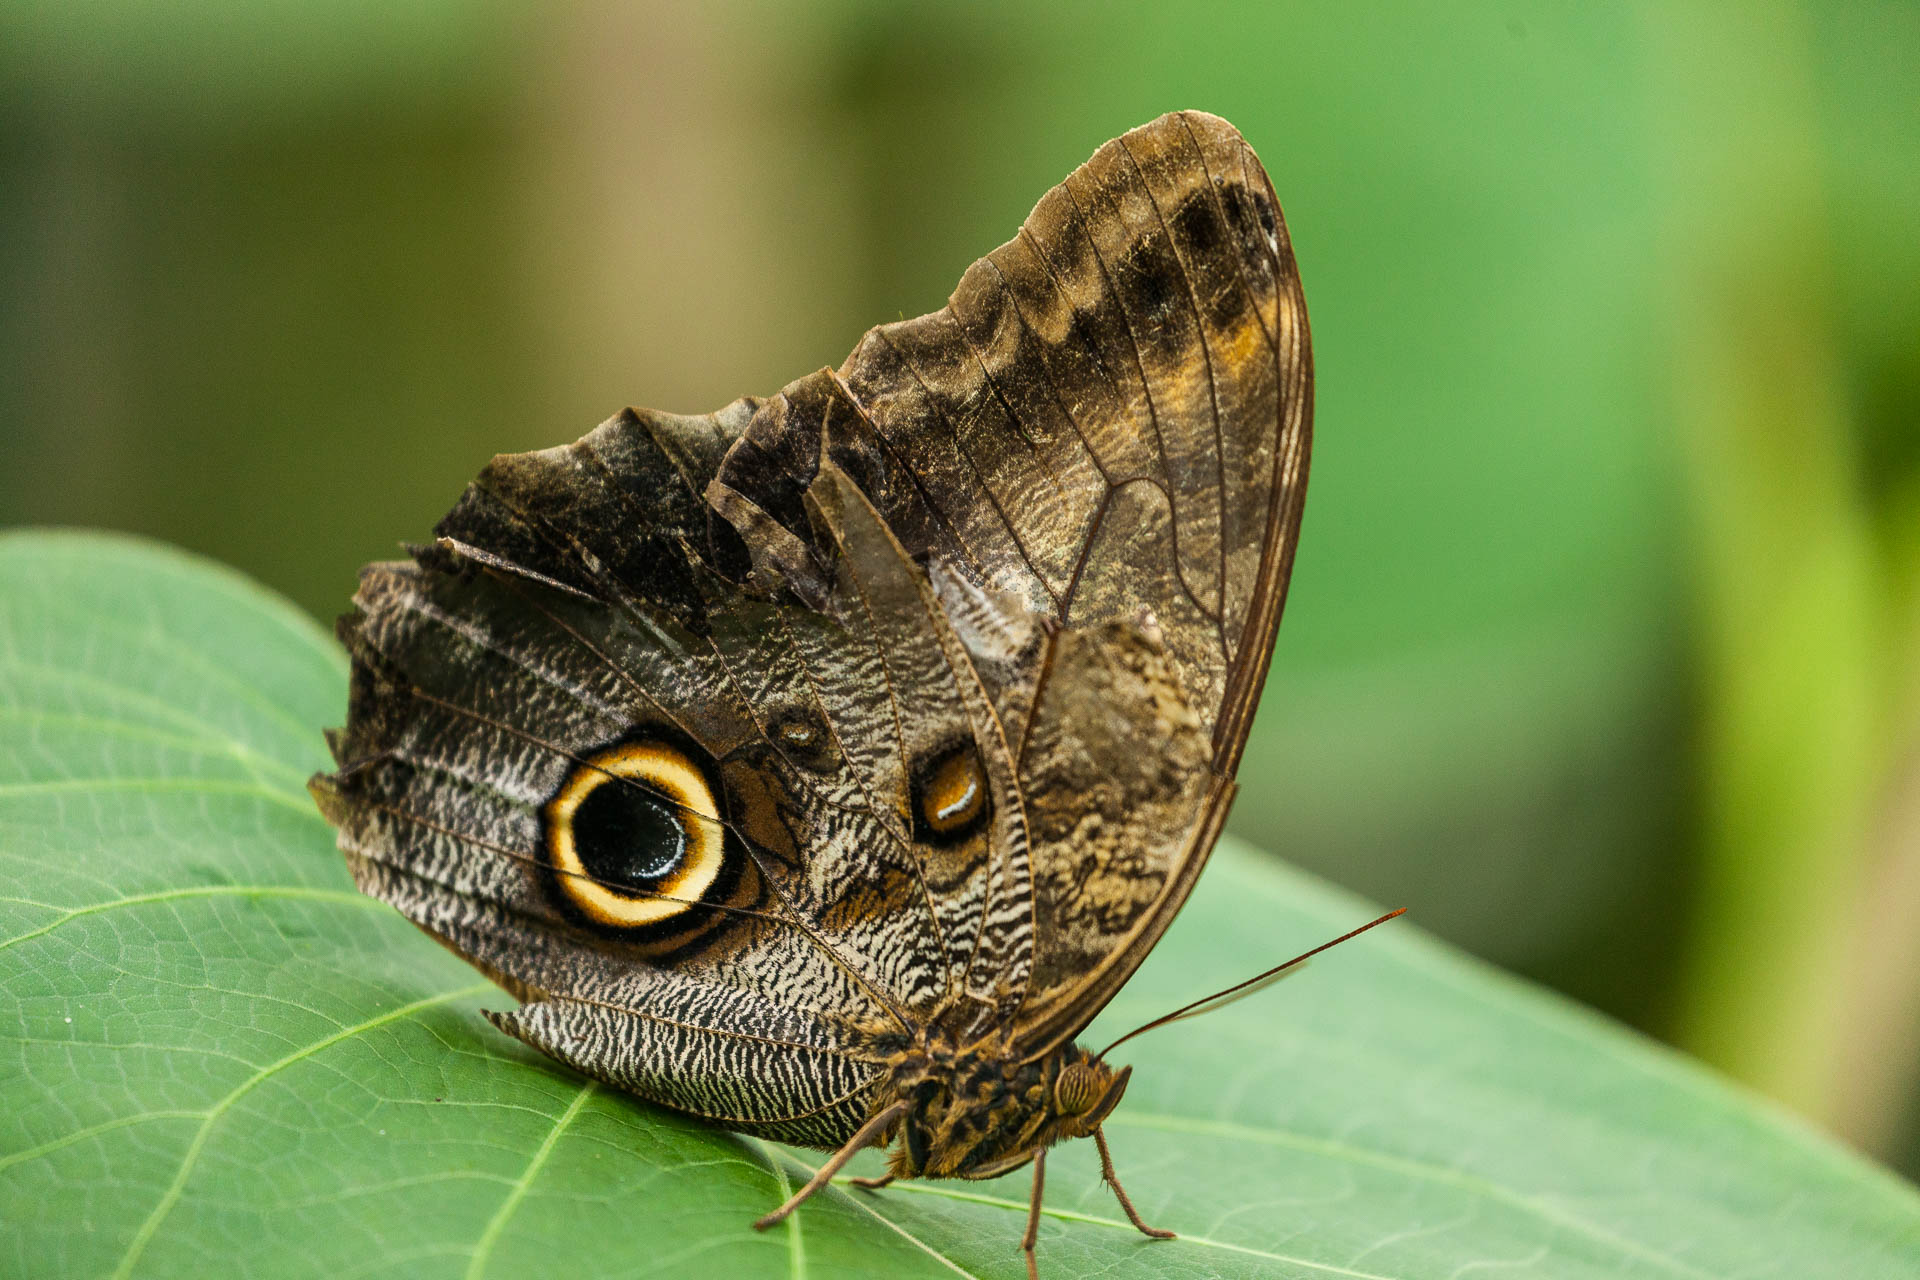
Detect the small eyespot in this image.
<box><xmin>544</xmin><ymin>740</ymin><xmax>725</xmax><ymax>929</ymax></box>
<box><xmin>767</xmin><ymin>708</ymin><xmax>834</xmax><ymax>771</ymax></box>
<box><xmin>916</xmin><ymin>744</ymin><xmax>988</xmax><ymax>841</ymax></box>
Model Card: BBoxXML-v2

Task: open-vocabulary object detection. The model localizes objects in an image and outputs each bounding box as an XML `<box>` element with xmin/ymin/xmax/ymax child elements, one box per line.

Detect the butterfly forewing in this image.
<box><xmin>702</xmin><ymin>111</ymin><xmax>1309</xmax><ymax>1050</ymax></box>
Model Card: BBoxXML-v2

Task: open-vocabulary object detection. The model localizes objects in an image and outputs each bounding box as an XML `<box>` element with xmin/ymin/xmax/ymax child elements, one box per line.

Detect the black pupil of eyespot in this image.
<box><xmin>571</xmin><ymin>779</ymin><xmax>687</xmax><ymax>890</ymax></box>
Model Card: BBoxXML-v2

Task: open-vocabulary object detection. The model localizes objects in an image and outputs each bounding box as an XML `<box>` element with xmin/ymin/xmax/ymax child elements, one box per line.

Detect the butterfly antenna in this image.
<box><xmin>1096</xmin><ymin>907</ymin><xmax>1406</xmax><ymax>1061</ymax></box>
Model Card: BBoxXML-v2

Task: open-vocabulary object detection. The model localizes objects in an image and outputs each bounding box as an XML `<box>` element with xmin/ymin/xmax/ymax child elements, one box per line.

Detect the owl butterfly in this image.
<box><xmin>313</xmin><ymin>111</ymin><xmax>1378</xmax><ymax>1277</ymax></box>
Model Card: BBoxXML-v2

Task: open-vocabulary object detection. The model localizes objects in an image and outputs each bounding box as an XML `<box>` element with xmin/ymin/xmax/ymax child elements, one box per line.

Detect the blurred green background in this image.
<box><xmin>4</xmin><ymin>1</ymin><xmax>1916</xmax><ymax>1181</ymax></box>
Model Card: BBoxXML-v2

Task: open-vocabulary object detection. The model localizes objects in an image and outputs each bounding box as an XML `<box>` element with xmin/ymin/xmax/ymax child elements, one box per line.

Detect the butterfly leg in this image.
<box><xmin>850</xmin><ymin>1174</ymin><xmax>895</xmax><ymax>1191</ymax></box>
<box><xmin>1021</xmin><ymin>1149</ymin><xmax>1047</xmax><ymax>1280</ymax></box>
<box><xmin>754</xmin><ymin>1101</ymin><xmax>907</xmax><ymax>1230</ymax></box>
<box><xmin>1093</xmin><ymin>1126</ymin><xmax>1176</xmax><ymax>1240</ymax></box>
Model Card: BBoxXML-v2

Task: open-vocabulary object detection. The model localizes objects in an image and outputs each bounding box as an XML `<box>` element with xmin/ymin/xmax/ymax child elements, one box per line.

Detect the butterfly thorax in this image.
<box><xmin>876</xmin><ymin>1029</ymin><xmax>1132</xmax><ymax>1180</ymax></box>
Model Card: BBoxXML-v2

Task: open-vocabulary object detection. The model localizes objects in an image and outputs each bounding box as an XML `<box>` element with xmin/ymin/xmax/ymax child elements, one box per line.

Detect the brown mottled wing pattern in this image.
<box><xmin>316</xmin><ymin>411</ymin><xmax>1060</xmax><ymax>1145</ymax></box>
<box><xmin>316</xmin><ymin>406</ymin><xmax>904</xmax><ymax>1147</ymax></box>
<box><xmin>315</xmin><ymin>109</ymin><xmax>1309</xmax><ymax>1147</ymax></box>
<box><xmin>706</xmin><ymin>110</ymin><xmax>1311</xmax><ymax>1053</ymax></box>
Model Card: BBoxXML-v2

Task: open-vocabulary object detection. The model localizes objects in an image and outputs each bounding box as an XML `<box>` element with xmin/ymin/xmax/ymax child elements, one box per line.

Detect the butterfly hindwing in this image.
<box><xmin>318</xmin><ymin>446</ymin><xmax>1053</xmax><ymax>1141</ymax></box>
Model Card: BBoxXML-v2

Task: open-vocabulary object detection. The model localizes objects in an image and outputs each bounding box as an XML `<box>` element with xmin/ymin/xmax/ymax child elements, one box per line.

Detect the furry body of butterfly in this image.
<box><xmin>313</xmin><ymin>109</ymin><xmax>1312</xmax><ymax>1278</ymax></box>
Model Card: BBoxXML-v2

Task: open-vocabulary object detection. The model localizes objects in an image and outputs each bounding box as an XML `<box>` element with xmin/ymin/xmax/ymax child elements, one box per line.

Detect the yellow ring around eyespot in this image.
<box><xmin>545</xmin><ymin>741</ymin><xmax>724</xmax><ymax>928</ymax></box>
<box><xmin>922</xmin><ymin>749</ymin><xmax>985</xmax><ymax>836</ymax></box>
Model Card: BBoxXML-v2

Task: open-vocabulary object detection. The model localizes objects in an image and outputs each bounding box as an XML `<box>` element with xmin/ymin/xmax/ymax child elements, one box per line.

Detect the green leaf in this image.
<box><xmin>3</xmin><ymin>528</ymin><xmax>1916</xmax><ymax>1280</ymax></box>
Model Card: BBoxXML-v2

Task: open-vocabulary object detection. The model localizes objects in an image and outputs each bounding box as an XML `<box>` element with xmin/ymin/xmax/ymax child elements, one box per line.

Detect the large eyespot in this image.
<box><xmin>544</xmin><ymin>740</ymin><xmax>725</xmax><ymax>929</ymax></box>
<box><xmin>913</xmin><ymin>743</ymin><xmax>989</xmax><ymax>843</ymax></box>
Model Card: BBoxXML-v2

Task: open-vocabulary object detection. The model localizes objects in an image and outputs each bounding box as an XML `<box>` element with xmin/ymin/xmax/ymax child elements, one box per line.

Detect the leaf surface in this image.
<box><xmin>3</xmin><ymin>530</ymin><xmax>1916</xmax><ymax>1279</ymax></box>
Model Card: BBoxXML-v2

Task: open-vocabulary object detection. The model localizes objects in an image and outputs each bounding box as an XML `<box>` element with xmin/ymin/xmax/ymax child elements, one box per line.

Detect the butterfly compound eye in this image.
<box><xmin>543</xmin><ymin>741</ymin><xmax>726</xmax><ymax>929</ymax></box>
<box><xmin>915</xmin><ymin>745</ymin><xmax>988</xmax><ymax>842</ymax></box>
<box><xmin>1053</xmin><ymin>1062</ymin><xmax>1104</xmax><ymax>1117</ymax></box>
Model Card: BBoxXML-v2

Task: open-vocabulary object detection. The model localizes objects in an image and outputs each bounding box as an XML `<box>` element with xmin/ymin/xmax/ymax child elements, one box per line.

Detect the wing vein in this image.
<box><xmin>1116</xmin><ymin>134</ymin><xmax>1232</xmax><ymax>664</ymax></box>
<box><xmin>872</xmin><ymin>327</ymin><xmax>1063</xmax><ymax>612</ymax></box>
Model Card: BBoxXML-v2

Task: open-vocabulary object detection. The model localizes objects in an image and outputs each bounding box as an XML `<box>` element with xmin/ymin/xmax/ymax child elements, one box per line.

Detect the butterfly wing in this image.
<box><xmin>316</xmin><ymin>110</ymin><xmax>1310</xmax><ymax>1142</ymax></box>
<box><xmin>705</xmin><ymin>110</ymin><xmax>1312</xmax><ymax>1052</ymax></box>
<box><xmin>316</xmin><ymin>407</ymin><xmax>1040</xmax><ymax>1147</ymax></box>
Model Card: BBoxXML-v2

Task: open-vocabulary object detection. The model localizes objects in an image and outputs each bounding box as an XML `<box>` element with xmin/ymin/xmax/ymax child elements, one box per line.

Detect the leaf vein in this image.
<box><xmin>0</xmin><ymin>704</ymin><xmax>309</xmax><ymax>789</ymax></box>
<box><xmin>859</xmin><ymin>1176</ymin><xmax>1398</xmax><ymax>1277</ymax></box>
<box><xmin>0</xmin><ymin>884</ymin><xmax>382</xmax><ymax>953</ymax></box>
<box><xmin>464</xmin><ymin>1080</ymin><xmax>597</xmax><ymax>1280</ymax></box>
<box><xmin>753</xmin><ymin>1138</ymin><xmax>807</xmax><ymax>1280</ymax></box>
<box><xmin>0</xmin><ymin>655</ymin><xmax>316</xmax><ymax>779</ymax></box>
<box><xmin>1109</xmin><ymin>1111</ymin><xmax>1721</xmax><ymax>1279</ymax></box>
<box><xmin>108</xmin><ymin>982</ymin><xmax>491</xmax><ymax>1280</ymax></box>
<box><xmin>0</xmin><ymin>776</ymin><xmax>325</xmax><ymax>824</ymax></box>
<box><xmin>770</xmin><ymin>1150</ymin><xmax>979</xmax><ymax>1278</ymax></box>
<box><xmin>0</xmin><ymin>1110</ymin><xmax>203</xmax><ymax>1174</ymax></box>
